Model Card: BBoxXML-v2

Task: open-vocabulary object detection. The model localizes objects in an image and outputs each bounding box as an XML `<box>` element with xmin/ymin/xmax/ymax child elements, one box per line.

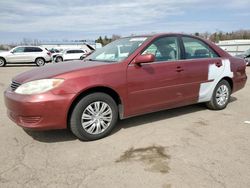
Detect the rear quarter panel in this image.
<box><xmin>230</xmin><ymin>57</ymin><xmax>247</xmax><ymax>92</ymax></box>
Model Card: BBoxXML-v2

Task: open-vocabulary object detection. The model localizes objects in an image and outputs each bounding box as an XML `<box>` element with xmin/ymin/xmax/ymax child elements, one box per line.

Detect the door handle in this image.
<box><xmin>215</xmin><ymin>62</ymin><xmax>222</xmax><ymax>67</ymax></box>
<box><xmin>176</xmin><ymin>66</ymin><xmax>184</xmax><ymax>72</ymax></box>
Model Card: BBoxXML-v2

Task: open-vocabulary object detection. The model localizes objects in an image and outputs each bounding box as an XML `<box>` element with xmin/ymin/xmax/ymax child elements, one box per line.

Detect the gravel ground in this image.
<box><xmin>0</xmin><ymin>64</ymin><xmax>250</xmax><ymax>188</ymax></box>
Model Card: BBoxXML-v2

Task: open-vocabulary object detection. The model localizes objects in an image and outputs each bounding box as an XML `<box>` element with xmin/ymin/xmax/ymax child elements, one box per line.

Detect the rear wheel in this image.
<box><xmin>206</xmin><ymin>80</ymin><xmax>231</xmax><ymax>110</ymax></box>
<box><xmin>35</xmin><ymin>58</ymin><xmax>45</xmax><ymax>66</ymax></box>
<box><xmin>70</xmin><ymin>93</ymin><xmax>118</xmax><ymax>141</ymax></box>
<box><xmin>0</xmin><ymin>58</ymin><xmax>6</xmax><ymax>67</ymax></box>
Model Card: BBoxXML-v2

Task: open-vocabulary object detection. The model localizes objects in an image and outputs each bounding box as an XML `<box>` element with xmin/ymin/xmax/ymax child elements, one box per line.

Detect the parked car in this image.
<box><xmin>0</xmin><ymin>46</ymin><xmax>52</xmax><ymax>67</ymax></box>
<box><xmin>235</xmin><ymin>48</ymin><xmax>250</xmax><ymax>66</ymax></box>
<box><xmin>80</xmin><ymin>44</ymin><xmax>95</xmax><ymax>60</ymax></box>
<box><xmin>49</xmin><ymin>49</ymin><xmax>60</xmax><ymax>54</ymax></box>
<box><xmin>4</xmin><ymin>33</ymin><xmax>247</xmax><ymax>141</ymax></box>
<box><xmin>80</xmin><ymin>51</ymin><xmax>94</xmax><ymax>60</ymax></box>
<box><xmin>52</xmin><ymin>49</ymin><xmax>88</xmax><ymax>62</ymax></box>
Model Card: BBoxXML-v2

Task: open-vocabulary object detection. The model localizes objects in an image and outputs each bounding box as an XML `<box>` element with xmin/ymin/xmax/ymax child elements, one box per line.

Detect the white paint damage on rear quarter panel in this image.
<box><xmin>198</xmin><ymin>59</ymin><xmax>233</xmax><ymax>102</ymax></box>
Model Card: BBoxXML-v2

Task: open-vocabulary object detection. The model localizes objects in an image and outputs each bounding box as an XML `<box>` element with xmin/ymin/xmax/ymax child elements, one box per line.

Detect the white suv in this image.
<box><xmin>0</xmin><ymin>46</ymin><xmax>52</xmax><ymax>67</ymax></box>
<box><xmin>52</xmin><ymin>49</ymin><xmax>88</xmax><ymax>62</ymax></box>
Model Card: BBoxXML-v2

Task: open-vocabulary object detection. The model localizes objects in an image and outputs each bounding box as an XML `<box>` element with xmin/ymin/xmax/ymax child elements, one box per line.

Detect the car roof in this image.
<box><xmin>126</xmin><ymin>33</ymin><xmax>188</xmax><ymax>38</ymax></box>
<box><xmin>15</xmin><ymin>46</ymin><xmax>43</xmax><ymax>48</ymax></box>
<box><xmin>64</xmin><ymin>49</ymin><xmax>85</xmax><ymax>51</ymax></box>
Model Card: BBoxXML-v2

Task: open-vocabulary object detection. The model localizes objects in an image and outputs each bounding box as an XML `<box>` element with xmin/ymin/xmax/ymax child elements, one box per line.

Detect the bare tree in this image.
<box><xmin>111</xmin><ymin>34</ymin><xmax>121</xmax><ymax>41</ymax></box>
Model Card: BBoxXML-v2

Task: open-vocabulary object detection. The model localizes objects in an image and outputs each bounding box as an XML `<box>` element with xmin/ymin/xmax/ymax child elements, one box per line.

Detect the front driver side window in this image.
<box><xmin>142</xmin><ymin>36</ymin><xmax>180</xmax><ymax>62</ymax></box>
<box><xmin>13</xmin><ymin>47</ymin><xmax>25</xmax><ymax>53</ymax></box>
<box><xmin>66</xmin><ymin>50</ymin><xmax>74</xmax><ymax>54</ymax></box>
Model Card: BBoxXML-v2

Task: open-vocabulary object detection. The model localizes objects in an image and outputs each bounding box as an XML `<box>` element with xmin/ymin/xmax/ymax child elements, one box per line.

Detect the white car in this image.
<box><xmin>235</xmin><ymin>48</ymin><xmax>250</xmax><ymax>66</ymax></box>
<box><xmin>52</xmin><ymin>49</ymin><xmax>88</xmax><ymax>62</ymax></box>
<box><xmin>0</xmin><ymin>46</ymin><xmax>52</xmax><ymax>67</ymax></box>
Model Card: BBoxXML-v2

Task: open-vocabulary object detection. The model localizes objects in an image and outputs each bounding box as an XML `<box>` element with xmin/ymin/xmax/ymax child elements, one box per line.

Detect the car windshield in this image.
<box><xmin>86</xmin><ymin>37</ymin><xmax>149</xmax><ymax>62</ymax></box>
<box><xmin>62</xmin><ymin>49</ymin><xmax>68</xmax><ymax>54</ymax></box>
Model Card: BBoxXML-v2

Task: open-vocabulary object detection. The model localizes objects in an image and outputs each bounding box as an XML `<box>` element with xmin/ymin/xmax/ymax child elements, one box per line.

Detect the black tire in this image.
<box><xmin>35</xmin><ymin>58</ymin><xmax>45</xmax><ymax>66</ymax></box>
<box><xmin>206</xmin><ymin>80</ymin><xmax>231</xmax><ymax>110</ymax></box>
<box><xmin>0</xmin><ymin>57</ymin><xmax>6</xmax><ymax>67</ymax></box>
<box><xmin>56</xmin><ymin>56</ymin><xmax>63</xmax><ymax>62</ymax></box>
<box><xmin>70</xmin><ymin>92</ymin><xmax>118</xmax><ymax>141</ymax></box>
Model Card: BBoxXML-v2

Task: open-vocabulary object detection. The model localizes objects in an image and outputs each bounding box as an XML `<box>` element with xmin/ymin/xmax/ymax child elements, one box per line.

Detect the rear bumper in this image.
<box><xmin>4</xmin><ymin>88</ymin><xmax>75</xmax><ymax>130</ymax></box>
<box><xmin>44</xmin><ymin>56</ymin><xmax>52</xmax><ymax>62</ymax></box>
<box><xmin>233</xmin><ymin>75</ymin><xmax>247</xmax><ymax>93</ymax></box>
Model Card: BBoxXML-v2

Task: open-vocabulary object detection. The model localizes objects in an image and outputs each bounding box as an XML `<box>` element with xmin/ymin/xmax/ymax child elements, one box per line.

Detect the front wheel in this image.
<box><xmin>0</xmin><ymin>58</ymin><xmax>6</xmax><ymax>67</ymax></box>
<box><xmin>56</xmin><ymin>56</ymin><xmax>63</xmax><ymax>62</ymax></box>
<box><xmin>206</xmin><ymin>80</ymin><xmax>231</xmax><ymax>110</ymax></box>
<box><xmin>70</xmin><ymin>93</ymin><xmax>118</xmax><ymax>141</ymax></box>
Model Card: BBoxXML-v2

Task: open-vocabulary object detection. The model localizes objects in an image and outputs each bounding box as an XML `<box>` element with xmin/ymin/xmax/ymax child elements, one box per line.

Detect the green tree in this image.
<box><xmin>95</xmin><ymin>36</ymin><xmax>103</xmax><ymax>45</ymax></box>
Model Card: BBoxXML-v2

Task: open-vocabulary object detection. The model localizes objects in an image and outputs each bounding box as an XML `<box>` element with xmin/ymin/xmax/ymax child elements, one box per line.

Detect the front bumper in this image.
<box><xmin>4</xmin><ymin>88</ymin><xmax>75</xmax><ymax>130</ymax></box>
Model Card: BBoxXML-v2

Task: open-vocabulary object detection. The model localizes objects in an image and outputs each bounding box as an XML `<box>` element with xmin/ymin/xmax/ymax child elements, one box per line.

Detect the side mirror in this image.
<box><xmin>133</xmin><ymin>54</ymin><xmax>155</xmax><ymax>65</ymax></box>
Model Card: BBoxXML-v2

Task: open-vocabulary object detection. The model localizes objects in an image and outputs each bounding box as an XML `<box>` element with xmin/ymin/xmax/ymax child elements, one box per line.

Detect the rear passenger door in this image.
<box><xmin>178</xmin><ymin>36</ymin><xmax>223</xmax><ymax>103</ymax></box>
<box><xmin>74</xmin><ymin>50</ymin><xmax>85</xmax><ymax>59</ymax></box>
<box><xmin>24</xmin><ymin>47</ymin><xmax>43</xmax><ymax>62</ymax></box>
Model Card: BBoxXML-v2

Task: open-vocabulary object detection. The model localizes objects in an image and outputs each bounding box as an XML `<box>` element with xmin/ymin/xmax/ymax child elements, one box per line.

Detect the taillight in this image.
<box><xmin>47</xmin><ymin>52</ymin><xmax>51</xmax><ymax>56</ymax></box>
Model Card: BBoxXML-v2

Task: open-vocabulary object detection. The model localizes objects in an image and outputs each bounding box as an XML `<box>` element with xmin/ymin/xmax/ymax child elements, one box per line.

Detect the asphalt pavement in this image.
<box><xmin>0</xmin><ymin>65</ymin><xmax>250</xmax><ymax>188</ymax></box>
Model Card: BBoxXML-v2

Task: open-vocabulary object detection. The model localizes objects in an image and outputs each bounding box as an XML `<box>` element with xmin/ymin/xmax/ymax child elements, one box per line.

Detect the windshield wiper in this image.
<box><xmin>85</xmin><ymin>59</ymin><xmax>116</xmax><ymax>63</ymax></box>
<box><xmin>84</xmin><ymin>58</ymin><xmax>95</xmax><ymax>62</ymax></box>
<box><xmin>101</xmin><ymin>60</ymin><xmax>116</xmax><ymax>62</ymax></box>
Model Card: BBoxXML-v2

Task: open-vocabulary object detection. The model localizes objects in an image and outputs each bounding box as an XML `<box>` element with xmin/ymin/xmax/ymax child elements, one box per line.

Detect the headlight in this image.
<box><xmin>15</xmin><ymin>79</ymin><xmax>64</xmax><ymax>95</ymax></box>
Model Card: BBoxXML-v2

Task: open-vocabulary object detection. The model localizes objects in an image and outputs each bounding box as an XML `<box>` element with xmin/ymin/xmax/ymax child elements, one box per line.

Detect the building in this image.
<box><xmin>217</xmin><ymin>39</ymin><xmax>250</xmax><ymax>56</ymax></box>
<box><xmin>40</xmin><ymin>40</ymin><xmax>102</xmax><ymax>52</ymax></box>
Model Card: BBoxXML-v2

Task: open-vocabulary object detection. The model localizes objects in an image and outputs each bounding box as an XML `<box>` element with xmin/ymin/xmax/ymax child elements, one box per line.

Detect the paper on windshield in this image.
<box><xmin>129</xmin><ymin>37</ymin><xmax>147</xmax><ymax>42</ymax></box>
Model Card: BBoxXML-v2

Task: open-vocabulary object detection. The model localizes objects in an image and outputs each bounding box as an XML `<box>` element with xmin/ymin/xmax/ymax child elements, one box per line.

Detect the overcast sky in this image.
<box><xmin>0</xmin><ymin>0</ymin><xmax>249</xmax><ymax>43</ymax></box>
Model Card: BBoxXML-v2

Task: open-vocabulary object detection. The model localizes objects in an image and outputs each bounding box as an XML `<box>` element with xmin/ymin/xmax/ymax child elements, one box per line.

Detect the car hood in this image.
<box><xmin>53</xmin><ymin>52</ymin><xmax>62</xmax><ymax>55</ymax></box>
<box><xmin>235</xmin><ymin>54</ymin><xmax>245</xmax><ymax>58</ymax></box>
<box><xmin>52</xmin><ymin>52</ymin><xmax>63</xmax><ymax>57</ymax></box>
<box><xmin>0</xmin><ymin>51</ymin><xmax>10</xmax><ymax>56</ymax></box>
<box><xmin>13</xmin><ymin>60</ymin><xmax>108</xmax><ymax>83</ymax></box>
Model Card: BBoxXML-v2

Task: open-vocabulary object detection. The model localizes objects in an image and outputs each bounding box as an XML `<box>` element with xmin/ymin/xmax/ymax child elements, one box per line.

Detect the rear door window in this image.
<box><xmin>75</xmin><ymin>50</ymin><xmax>84</xmax><ymax>53</ymax></box>
<box><xmin>66</xmin><ymin>50</ymin><xmax>74</xmax><ymax>54</ymax></box>
<box><xmin>24</xmin><ymin>47</ymin><xmax>43</xmax><ymax>52</ymax></box>
<box><xmin>182</xmin><ymin>37</ymin><xmax>219</xmax><ymax>59</ymax></box>
<box><xmin>33</xmin><ymin>47</ymin><xmax>43</xmax><ymax>52</ymax></box>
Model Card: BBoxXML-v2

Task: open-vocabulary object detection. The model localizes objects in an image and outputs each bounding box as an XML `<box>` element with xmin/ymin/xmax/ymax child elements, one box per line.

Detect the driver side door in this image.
<box><xmin>7</xmin><ymin>47</ymin><xmax>27</xmax><ymax>63</ymax></box>
<box><xmin>127</xmin><ymin>36</ymin><xmax>185</xmax><ymax>116</ymax></box>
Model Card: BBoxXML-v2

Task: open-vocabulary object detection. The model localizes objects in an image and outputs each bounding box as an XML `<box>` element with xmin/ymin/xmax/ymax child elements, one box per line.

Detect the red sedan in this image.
<box><xmin>4</xmin><ymin>33</ymin><xmax>247</xmax><ymax>141</ymax></box>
